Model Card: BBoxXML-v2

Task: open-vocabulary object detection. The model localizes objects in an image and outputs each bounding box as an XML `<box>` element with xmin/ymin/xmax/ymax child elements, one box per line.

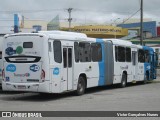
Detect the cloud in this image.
<box><xmin>0</xmin><ymin>0</ymin><xmax>160</xmax><ymax>33</ymax></box>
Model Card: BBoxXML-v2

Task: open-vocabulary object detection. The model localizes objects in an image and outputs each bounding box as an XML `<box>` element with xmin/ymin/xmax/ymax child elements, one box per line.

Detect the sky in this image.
<box><xmin>0</xmin><ymin>0</ymin><xmax>160</xmax><ymax>33</ymax></box>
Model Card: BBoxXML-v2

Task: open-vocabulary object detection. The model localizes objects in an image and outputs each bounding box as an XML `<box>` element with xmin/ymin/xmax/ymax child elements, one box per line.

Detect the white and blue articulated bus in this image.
<box><xmin>2</xmin><ymin>31</ymin><xmax>157</xmax><ymax>95</ymax></box>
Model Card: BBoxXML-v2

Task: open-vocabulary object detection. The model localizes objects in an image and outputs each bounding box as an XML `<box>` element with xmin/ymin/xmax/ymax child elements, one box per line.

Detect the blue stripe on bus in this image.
<box><xmin>143</xmin><ymin>46</ymin><xmax>154</xmax><ymax>80</ymax></box>
<box><xmin>143</xmin><ymin>46</ymin><xmax>150</xmax><ymax>80</ymax></box>
<box><xmin>96</xmin><ymin>38</ymin><xmax>105</xmax><ymax>86</ymax></box>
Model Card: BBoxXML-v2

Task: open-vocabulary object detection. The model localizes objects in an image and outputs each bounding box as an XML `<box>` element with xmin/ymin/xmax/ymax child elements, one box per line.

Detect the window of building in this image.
<box><xmin>53</xmin><ymin>40</ymin><xmax>62</xmax><ymax>63</ymax></box>
<box><xmin>91</xmin><ymin>43</ymin><xmax>102</xmax><ymax>62</ymax></box>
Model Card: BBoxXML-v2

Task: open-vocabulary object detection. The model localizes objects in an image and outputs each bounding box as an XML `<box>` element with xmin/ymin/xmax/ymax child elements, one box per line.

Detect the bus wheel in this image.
<box><xmin>76</xmin><ymin>76</ymin><xmax>86</xmax><ymax>96</ymax></box>
<box><xmin>143</xmin><ymin>79</ymin><xmax>147</xmax><ymax>84</ymax></box>
<box><xmin>119</xmin><ymin>73</ymin><xmax>127</xmax><ymax>88</ymax></box>
<box><xmin>143</xmin><ymin>73</ymin><xmax>149</xmax><ymax>84</ymax></box>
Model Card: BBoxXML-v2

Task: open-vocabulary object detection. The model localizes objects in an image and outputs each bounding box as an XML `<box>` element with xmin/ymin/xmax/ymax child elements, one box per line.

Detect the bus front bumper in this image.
<box><xmin>2</xmin><ymin>81</ymin><xmax>50</xmax><ymax>93</ymax></box>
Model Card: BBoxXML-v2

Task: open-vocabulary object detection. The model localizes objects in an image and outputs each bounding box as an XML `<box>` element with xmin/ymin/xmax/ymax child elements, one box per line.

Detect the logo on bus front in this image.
<box><xmin>5</xmin><ymin>47</ymin><xmax>16</xmax><ymax>56</ymax></box>
<box><xmin>30</xmin><ymin>64</ymin><xmax>40</xmax><ymax>72</ymax></box>
<box><xmin>6</xmin><ymin>64</ymin><xmax>16</xmax><ymax>72</ymax></box>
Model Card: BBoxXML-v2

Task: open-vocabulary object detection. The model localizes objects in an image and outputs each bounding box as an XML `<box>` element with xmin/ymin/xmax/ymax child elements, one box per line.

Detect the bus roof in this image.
<box><xmin>39</xmin><ymin>31</ymin><xmax>87</xmax><ymax>39</ymax></box>
<box><xmin>3</xmin><ymin>32</ymin><xmax>144</xmax><ymax>49</ymax></box>
<box><xmin>4</xmin><ymin>31</ymin><xmax>89</xmax><ymax>42</ymax></box>
<box><xmin>104</xmin><ymin>39</ymin><xmax>133</xmax><ymax>46</ymax></box>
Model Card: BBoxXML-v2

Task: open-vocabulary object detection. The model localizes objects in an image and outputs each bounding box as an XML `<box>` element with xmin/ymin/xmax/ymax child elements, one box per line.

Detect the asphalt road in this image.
<box><xmin>0</xmin><ymin>70</ymin><xmax>160</xmax><ymax>119</ymax></box>
<box><xmin>1</xmin><ymin>80</ymin><xmax>160</xmax><ymax>111</ymax></box>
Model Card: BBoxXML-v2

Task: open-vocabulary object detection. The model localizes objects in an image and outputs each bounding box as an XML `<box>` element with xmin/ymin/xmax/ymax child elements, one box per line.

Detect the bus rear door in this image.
<box><xmin>62</xmin><ymin>46</ymin><xmax>73</xmax><ymax>91</ymax></box>
<box><xmin>132</xmin><ymin>50</ymin><xmax>138</xmax><ymax>80</ymax></box>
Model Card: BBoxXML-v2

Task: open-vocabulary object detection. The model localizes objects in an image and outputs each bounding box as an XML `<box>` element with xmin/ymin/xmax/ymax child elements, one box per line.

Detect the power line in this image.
<box><xmin>121</xmin><ymin>9</ymin><xmax>140</xmax><ymax>24</ymax></box>
<box><xmin>75</xmin><ymin>8</ymin><xmax>135</xmax><ymax>14</ymax></box>
<box><xmin>0</xmin><ymin>8</ymin><xmax>141</xmax><ymax>15</ymax></box>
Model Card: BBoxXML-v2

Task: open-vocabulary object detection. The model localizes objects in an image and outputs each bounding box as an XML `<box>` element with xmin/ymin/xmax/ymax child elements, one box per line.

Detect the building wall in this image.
<box><xmin>157</xmin><ymin>27</ymin><xmax>160</xmax><ymax>36</ymax></box>
<box><xmin>23</xmin><ymin>21</ymin><xmax>47</xmax><ymax>31</ymax></box>
<box><xmin>122</xmin><ymin>18</ymin><xmax>152</xmax><ymax>24</ymax></box>
<box><xmin>118</xmin><ymin>21</ymin><xmax>157</xmax><ymax>37</ymax></box>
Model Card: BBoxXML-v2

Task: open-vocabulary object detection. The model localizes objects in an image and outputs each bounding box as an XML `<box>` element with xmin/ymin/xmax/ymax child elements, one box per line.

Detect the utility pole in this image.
<box><xmin>67</xmin><ymin>8</ymin><xmax>73</xmax><ymax>31</ymax></box>
<box><xmin>112</xmin><ymin>18</ymin><xmax>120</xmax><ymax>38</ymax></box>
<box><xmin>140</xmin><ymin>0</ymin><xmax>143</xmax><ymax>45</ymax></box>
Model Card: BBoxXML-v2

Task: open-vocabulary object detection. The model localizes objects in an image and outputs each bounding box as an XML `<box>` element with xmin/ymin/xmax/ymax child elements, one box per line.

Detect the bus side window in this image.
<box><xmin>115</xmin><ymin>46</ymin><xmax>118</xmax><ymax>62</ymax></box>
<box><xmin>126</xmin><ymin>47</ymin><xmax>131</xmax><ymax>62</ymax></box>
<box><xmin>0</xmin><ymin>51</ymin><xmax>2</xmax><ymax>59</ymax></box>
<box><xmin>138</xmin><ymin>49</ymin><xmax>145</xmax><ymax>63</ymax></box>
<box><xmin>79</xmin><ymin>42</ymin><xmax>91</xmax><ymax>62</ymax></box>
<box><xmin>63</xmin><ymin>48</ymin><xmax>67</xmax><ymax>68</ymax></box>
<box><xmin>118</xmin><ymin>46</ymin><xmax>125</xmax><ymax>62</ymax></box>
<box><xmin>132</xmin><ymin>52</ymin><xmax>136</xmax><ymax>65</ymax></box>
<box><xmin>68</xmin><ymin>48</ymin><xmax>72</xmax><ymax>67</ymax></box>
<box><xmin>91</xmin><ymin>43</ymin><xmax>102</xmax><ymax>62</ymax></box>
<box><xmin>74</xmin><ymin>42</ymin><xmax>79</xmax><ymax>62</ymax></box>
<box><xmin>53</xmin><ymin>40</ymin><xmax>62</xmax><ymax>63</ymax></box>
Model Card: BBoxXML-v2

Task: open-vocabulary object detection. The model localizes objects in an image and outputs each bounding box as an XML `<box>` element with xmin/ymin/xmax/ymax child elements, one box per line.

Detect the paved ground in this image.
<box><xmin>1</xmin><ymin>80</ymin><xmax>160</xmax><ymax>111</ymax></box>
<box><xmin>0</xmin><ymin>70</ymin><xmax>160</xmax><ymax>119</ymax></box>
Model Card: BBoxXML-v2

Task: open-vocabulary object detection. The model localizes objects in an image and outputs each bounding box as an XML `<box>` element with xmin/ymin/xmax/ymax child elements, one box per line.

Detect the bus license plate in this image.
<box><xmin>17</xmin><ymin>85</ymin><xmax>26</xmax><ymax>89</ymax></box>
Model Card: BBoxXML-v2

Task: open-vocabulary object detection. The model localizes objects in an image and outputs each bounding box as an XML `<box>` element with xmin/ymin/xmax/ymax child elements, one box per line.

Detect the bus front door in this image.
<box><xmin>62</xmin><ymin>46</ymin><xmax>73</xmax><ymax>91</ymax></box>
<box><xmin>132</xmin><ymin>51</ymin><xmax>138</xmax><ymax>80</ymax></box>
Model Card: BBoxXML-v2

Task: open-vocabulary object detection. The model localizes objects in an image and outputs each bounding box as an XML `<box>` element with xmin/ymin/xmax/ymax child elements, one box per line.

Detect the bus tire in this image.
<box><xmin>119</xmin><ymin>73</ymin><xmax>127</xmax><ymax>88</ymax></box>
<box><xmin>76</xmin><ymin>76</ymin><xmax>86</xmax><ymax>96</ymax></box>
<box><xmin>143</xmin><ymin>79</ymin><xmax>147</xmax><ymax>84</ymax></box>
<box><xmin>143</xmin><ymin>72</ymin><xmax>149</xmax><ymax>84</ymax></box>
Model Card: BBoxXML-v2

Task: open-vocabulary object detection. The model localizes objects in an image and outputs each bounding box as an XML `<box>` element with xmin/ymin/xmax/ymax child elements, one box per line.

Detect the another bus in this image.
<box><xmin>151</xmin><ymin>47</ymin><xmax>160</xmax><ymax>66</ymax></box>
<box><xmin>130</xmin><ymin>39</ymin><xmax>160</xmax><ymax>66</ymax></box>
<box><xmin>2</xmin><ymin>31</ymin><xmax>157</xmax><ymax>95</ymax></box>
